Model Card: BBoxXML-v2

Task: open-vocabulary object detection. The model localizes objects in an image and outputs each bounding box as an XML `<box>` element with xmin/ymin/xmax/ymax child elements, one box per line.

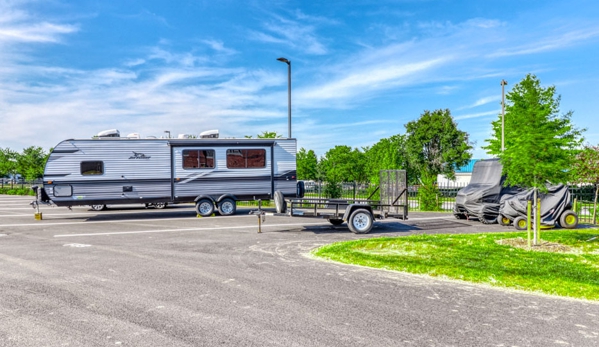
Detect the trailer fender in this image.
<box><xmin>342</xmin><ymin>204</ymin><xmax>373</xmax><ymax>221</ymax></box>
<box><xmin>194</xmin><ymin>195</ymin><xmax>215</xmax><ymax>203</ymax></box>
<box><xmin>216</xmin><ymin>194</ymin><xmax>237</xmax><ymax>203</ymax></box>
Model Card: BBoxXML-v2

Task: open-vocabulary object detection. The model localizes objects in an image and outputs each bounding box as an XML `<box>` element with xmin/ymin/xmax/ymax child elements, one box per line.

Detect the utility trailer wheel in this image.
<box><xmin>90</xmin><ymin>204</ymin><xmax>106</xmax><ymax>211</ymax></box>
<box><xmin>559</xmin><ymin>210</ymin><xmax>578</xmax><ymax>229</ymax></box>
<box><xmin>513</xmin><ymin>216</ymin><xmax>529</xmax><ymax>231</ymax></box>
<box><xmin>152</xmin><ymin>202</ymin><xmax>167</xmax><ymax>209</ymax></box>
<box><xmin>195</xmin><ymin>199</ymin><xmax>215</xmax><ymax>217</ymax></box>
<box><xmin>329</xmin><ymin>219</ymin><xmax>344</xmax><ymax>226</ymax></box>
<box><xmin>274</xmin><ymin>190</ymin><xmax>287</xmax><ymax>214</ymax></box>
<box><xmin>218</xmin><ymin>198</ymin><xmax>236</xmax><ymax>216</ymax></box>
<box><xmin>348</xmin><ymin>209</ymin><xmax>374</xmax><ymax>234</ymax></box>
<box><xmin>497</xmin><ymin>215</ymin><xmax>511</xmax><ymax>226</ymax></box>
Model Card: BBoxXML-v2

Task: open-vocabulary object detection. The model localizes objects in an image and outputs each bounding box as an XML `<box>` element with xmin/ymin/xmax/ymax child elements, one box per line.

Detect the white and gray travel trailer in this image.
<box><xmin>38</xmin><ymin>136</ymin><xmax>302</xmax><ymax>216</ymax></box>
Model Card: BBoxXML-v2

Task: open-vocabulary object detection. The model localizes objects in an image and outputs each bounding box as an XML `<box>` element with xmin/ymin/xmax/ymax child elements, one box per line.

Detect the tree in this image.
<box><xmin>296</xmin><ymin>148</ymin><xmax>318</xmax><ymax>181</ymax></box>
<box><xmin>404</xmin><ymin>109</ymin><xmax>473</xmax><ymax>211</ymax></box>
<box><xmin>16</xmin><ymin>146</ymin><xmax>48</xmax><ymax>180</ymax></box>
<box><xmin>364</xmin><ymin>134</ymin><xmax>413</xmax><ymax>185</ymax></box>
<box><xmin>572</xmin><ymin>144</ymin><xmax>599</xmax><ymax>224</ymax></box>
<box><xmin>484</xmin><ymin>74</ymin><xmax>584</xmax><ymax>243</ymax></box>
<box><xmin>319</xmin><ymin>146</ymin><xmax>367</xmax><ymax>198</ymax></box>
<box><xmin>245</xmin><ymin>131</ymin><xmax>283</xmax><ymax>139</ymax></box>
<box><xmin>0</xmin><ymin>148</ymin><xmax>18</xmax><ymax>180</ymax></box>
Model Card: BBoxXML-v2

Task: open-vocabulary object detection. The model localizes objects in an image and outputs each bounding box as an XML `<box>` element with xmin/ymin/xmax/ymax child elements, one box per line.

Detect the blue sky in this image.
<box><xmin>1</xmin><ymin>0</ymin><xmax>598</xmax><ymax>159</ymax></box>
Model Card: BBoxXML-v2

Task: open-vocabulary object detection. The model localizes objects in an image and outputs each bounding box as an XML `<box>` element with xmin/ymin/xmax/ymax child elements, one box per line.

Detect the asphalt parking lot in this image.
<box><xmin>1</xmin><ymin>195</ymin><xmax>598</xmax><ymax>347</ymax></box>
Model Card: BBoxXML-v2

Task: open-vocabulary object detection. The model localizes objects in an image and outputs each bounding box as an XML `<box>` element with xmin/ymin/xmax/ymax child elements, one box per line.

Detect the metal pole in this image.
<box><xmin>501</xmin><ymin>80</ymin><xmax>507</xmax><ymax>152</ymax></box>
<box><xmin>277</xmin><ymin>57</ymin><xmax>292</xmax><ymax>138</ymax></box>
<box><xmin>287</xmin><ymin>61</ymin><xmax>291</xmax><ymax>138</ymax></box>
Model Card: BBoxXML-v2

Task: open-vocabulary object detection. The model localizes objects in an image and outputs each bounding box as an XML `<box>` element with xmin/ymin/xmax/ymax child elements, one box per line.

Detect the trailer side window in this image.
<box><xmin>81</xmin><ymin>161</ymin><xmax>104</xmax><ymax>175</ymax></box>
<box><xmin>183</xmin><ymin>150</ymin><xmax>215</xmax><ymax>169</ymax></box>
<box><xmin>226</xmin><ymin>149</ymin><xmax>266</xmax><ymax>168</ymax></box>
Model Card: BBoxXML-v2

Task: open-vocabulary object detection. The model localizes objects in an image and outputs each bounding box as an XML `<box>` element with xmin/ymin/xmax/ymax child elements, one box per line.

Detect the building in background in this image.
<box><xmin>437</xmin><ymin>159</ymin><xmax>479</xmax><ymax>187</ymax></box>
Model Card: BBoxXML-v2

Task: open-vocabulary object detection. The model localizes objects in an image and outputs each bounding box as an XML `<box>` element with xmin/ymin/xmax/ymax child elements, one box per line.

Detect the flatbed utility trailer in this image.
<box><xmin>266</xmin><ymin>170</ymin><xmax>408</xmax><ymax>234</ymax></box>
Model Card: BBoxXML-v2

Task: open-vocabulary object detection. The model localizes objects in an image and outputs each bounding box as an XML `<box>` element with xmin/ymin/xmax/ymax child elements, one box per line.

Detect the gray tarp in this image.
<box><xmin>499</xmin><ymin>184</ymin><xmax>572</xmax><ymax>226</ymax></box>
<box><xmin>453</xmin><ymin>158</ymin><xmax>523</xmax><ymax>223</ymax></box>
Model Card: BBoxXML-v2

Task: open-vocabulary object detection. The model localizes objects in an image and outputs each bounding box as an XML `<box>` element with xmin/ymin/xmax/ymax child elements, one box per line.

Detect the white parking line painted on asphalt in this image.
<box><xmin>0</xmin><ymin>213</ymin><xmax>264</xmax><ymax>227</ymax></box>
<box><xmin>53</xmin><ymin>221</ymin><xmax>330</xmax><ymax>237</ymax></box>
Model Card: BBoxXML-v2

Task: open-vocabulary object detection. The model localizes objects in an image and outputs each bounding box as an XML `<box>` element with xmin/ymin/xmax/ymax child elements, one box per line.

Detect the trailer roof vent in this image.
<box><xmin>126</xmin><ymin>133</ymin><xmax>141</xmax><ymax>139</ymax></box>
<box><xmin>97</xmin><ymin>129</ymin><xmax>120</xmax><ymax>138</ymax></box>
<box><xmin>146</xmin><ymin>136</ymin><xmax>157</xmax><ymax>139</ymax></box>
<box><xmin>177</xmin><ymin>134</ymin><xmax>193</xmax><ymax>139</ymax></box>
<box><xmin>199</xmin><ymin>129</ymin><xmax>219</xmax><ymax>139</ymax></box>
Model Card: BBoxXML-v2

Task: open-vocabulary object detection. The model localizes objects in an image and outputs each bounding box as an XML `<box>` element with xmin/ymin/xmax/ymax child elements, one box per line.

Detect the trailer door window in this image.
<box><xmin>81</xmin><ymin>161</ymin><xmax>104</xmax><ymax>175</ymax></box>
<box><xmin>183</xmin><ymin>149</ymin><xmax>215</xmax><ymax>169</ymax></box>
<box><xmin>226</xmin><ymin>149</ymin><xmax>266</xmax><ymax>168</ymax></box>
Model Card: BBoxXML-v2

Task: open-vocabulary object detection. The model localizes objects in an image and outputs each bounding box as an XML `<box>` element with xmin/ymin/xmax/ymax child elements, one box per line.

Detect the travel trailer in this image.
<box><xmin>38</xmin><ymin>131</ymin><xmax>301</xmax><ymax>216</ymax></box>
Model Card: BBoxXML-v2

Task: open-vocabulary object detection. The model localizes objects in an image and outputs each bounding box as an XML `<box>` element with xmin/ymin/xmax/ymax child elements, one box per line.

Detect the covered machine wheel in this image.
<box><xmin>152</xmin><ymin>202</ymin><xmax>167</xmax><ymax>209</ymax></box>
<box><xmin>195</xmin><ymin>198</ymin><xmax>215</xmax><ymax>217</ymax></box>
<box><xmin>559</xmin><ymin>210</ymin><xmax>579</xmax><ymax>229</ymax></box>
<box><xmin>348</xmin><ymin>209</ymin><xmax>374</xmax><ymax>234</ymax></box>
<box><xmin>218</xmin><ymin>198</ymin><xmax>237</xmax><ymax>216</ymax></box>
<box><xmin>513</xmin><ymin>216</ymin><xmax>529</xmax><ymax>231</ymax></box>
<box><xmin>497</xmin><ymin>215</ymin><xmax>511</xmax><ymax>226</ymax></box>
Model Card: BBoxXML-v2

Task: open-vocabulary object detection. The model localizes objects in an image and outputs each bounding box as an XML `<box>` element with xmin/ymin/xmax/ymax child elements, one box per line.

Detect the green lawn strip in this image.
<box><xmin>312</xmin><ymin>229</ymin><xmax>599</xmax><ymax>300</ymax></box>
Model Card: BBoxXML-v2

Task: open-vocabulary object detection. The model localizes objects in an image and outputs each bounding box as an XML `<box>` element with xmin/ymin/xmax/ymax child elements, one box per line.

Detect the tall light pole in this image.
<box><xmin>501</xmin><ymin>79</ymin><xmax>507</xmax><ymax>152</ymax></box>
<box><xmin>277</xmin><ymin>57</ymin><xmax>292</xmax><ymax>138</ymax></box>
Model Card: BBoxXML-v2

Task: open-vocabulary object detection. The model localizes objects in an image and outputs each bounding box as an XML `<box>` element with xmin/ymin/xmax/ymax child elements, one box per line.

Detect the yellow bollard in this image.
<box><xmin>537</xmin><ymin>198</ymin><xmax>541</xmax><ymax>243</ymax></box>
<box><xmin>527</xmin><ymin>200</ymin><xmax>532</xmax><ymax>249</ymax></box>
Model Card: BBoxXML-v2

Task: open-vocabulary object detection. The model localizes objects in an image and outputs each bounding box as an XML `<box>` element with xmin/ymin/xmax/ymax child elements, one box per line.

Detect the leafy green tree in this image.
<box><xmin>484</xmin><ymin>74</ymin><xmax>584</xmax><ymax>242</ymax></box>
<box><xmin>17</xmin><ymin>146</ymin><xmax>48</xmax><ymax>180</ymax></box>
<box><xmin>364</xmin><ymin>134</ymin><xmax>414</xmax><ymax>185</ymax></box>
<box><xmin>572</xmin><ymin>144</ymin><xmax>599</xmax><ymax>224</ymax></box>
<box><xmin>0</xmin><ymin>148</ymin><xmax>18</xmax><ymax>180</ymax></box>
<box><xmin>319</xmin><ymin>146</ymin><xmax>367</xmax><ymax>198</ymax></box>
<box><xmin>296</xmin><ymin>148</ymin><xmax>318</xmax><ymax>181</ymax></box>
<box><xmin>245</xmin><ymin>131</ymin><xmax>283</xmax><ymax>139</ymax></box>
<box><xmin>405</xmin><ymin>109</ymin><xmax>473</xmax><ymax>210</ymax></box>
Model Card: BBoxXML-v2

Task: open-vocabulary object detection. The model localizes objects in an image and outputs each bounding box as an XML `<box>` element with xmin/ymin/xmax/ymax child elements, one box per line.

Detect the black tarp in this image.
<box><xmin>453</xmin><ymin>158</ymin><xmax>523</xmax><ymax>223</ymax></box>
<box><xmin>499</xmin><ymin>184</ymin><xmax>572</xmax><ymax>226</ymax></box>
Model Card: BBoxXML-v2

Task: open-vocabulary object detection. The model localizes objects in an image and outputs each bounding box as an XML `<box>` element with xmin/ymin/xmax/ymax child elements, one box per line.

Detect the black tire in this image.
<box><xmin>348</xmin><ymin>208</ymin><xmax>374</xmax><ymax>234</ymax></box>
<box><xmin>513</xmin><ymin>216</ymin><xmax>528</xmax><ymax>231</ymax></box>
<box><xmin>218</xmin><ymin>198</ymin><xmax>236</xmax><ymax>216</ymax></box>
<box><xmin>274</xmin><ymin>190</ymin><xmax>287</xmax><ymax>214</ymax></box>
<box><xmin>90</xmin><ymin>204</ymin><xmax>106</xmax><ymax>211</ymax></box>
<box><xmin>195</xmin><ymin>199</ymin><xmax>214</xmax><ymax>217</ymax></box>
<box><xmin>559</xmin><ymin>210</ymin><xmax>578</xmax><ymax>229</ymax></box>
<box><xmin>329</xmin><ymin>219</ymin><xmax>344</xmax><ymax>226</ymax></box>
<box><xmin>497</xmin><ymin>214</ymin><xmax>511</xmax><ymax>226</ymax></box>
<box><xmin>152</xmin><ymin>202</ymin><xmax>167</xmax><ymax>209</ymax></box>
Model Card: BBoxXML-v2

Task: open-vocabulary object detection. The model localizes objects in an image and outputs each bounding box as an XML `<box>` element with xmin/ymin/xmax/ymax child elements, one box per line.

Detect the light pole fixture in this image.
<box><xmin>501</xmin><ymin>79</ymin><xmax>507</xmax><ymax>152</ymax></box>
<box><xmin>277</xmin><ymin>57</ymin><xmax>292</xmax><ymax>138</ymax></box>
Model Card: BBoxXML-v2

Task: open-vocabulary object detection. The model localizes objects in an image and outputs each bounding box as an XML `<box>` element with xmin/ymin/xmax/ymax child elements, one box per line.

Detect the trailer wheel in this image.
<box><xmin>195</xmin><ymin>199</ymin><xmax>215</xmax><ymax>217</ymax></box>
<box><xmin>274</xmin><ymin>190</ymin><xmax>287</xmax><ymax>214</ymax></box>
<box><xmin>218</xmin><ymin>198</ymin><xmax>236</xmax><ymax>216</ymax></box>
<box><xmin>348</xmin><ymin>209</ymin><xmax>373</xmax><ymax>234</ymax></box>
<box><xmin>90</xmin><ymin>204</ymin><xmax>106</xmax><ymax>211</ymax></box>
<box><xmin>329</xmin><ymin>219</ymin><xmax>344</xmax><ymax>226</ymax></box>
<box><xmin>152</xmin><ymin>202</ymin><xmax>167</xmax><ymax>209</ymax></box>
<box><xmin>497</xmin><ymin>215</ymin><xmax>511</xmax><ymax>226</ymax></box>
<box><xmin>559</xmin><ymin>210</ymin><xmax>578</xmax><ymax>229</ymax></box>
<box><xmin>513</xmin><ymin>216</ymin><xmax>528</xmax><ymax>231</ymax></box>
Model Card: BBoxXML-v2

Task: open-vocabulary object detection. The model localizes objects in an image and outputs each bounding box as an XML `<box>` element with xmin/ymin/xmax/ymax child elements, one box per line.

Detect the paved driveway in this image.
<box><xmin>1</xmin><ymin>195</ymin><xmax>598</xmax><ymax>346</ymax></box>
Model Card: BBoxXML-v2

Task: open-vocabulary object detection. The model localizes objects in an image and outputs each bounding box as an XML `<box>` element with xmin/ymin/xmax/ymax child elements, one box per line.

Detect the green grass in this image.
<box><xmin>0</xmin><ymin>187</ymin><xmax>35</xmax><ymax>196</ymax></box>
<box><xmin>312</xmin><ymin>229</ymin><xmax>599</xmax><ymax>300</ymax></box>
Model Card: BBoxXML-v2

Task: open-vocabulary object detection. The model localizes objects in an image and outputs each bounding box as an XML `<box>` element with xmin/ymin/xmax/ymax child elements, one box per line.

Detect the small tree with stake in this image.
<box><xmin>572</xmin><ymin>144</ymin><xmax>599</xmax><ymax>224</ymax></box>
<box><xmin>483</xmin><ymin>74</ymin><xmax>584</xmax><ymax>243</ymax></box>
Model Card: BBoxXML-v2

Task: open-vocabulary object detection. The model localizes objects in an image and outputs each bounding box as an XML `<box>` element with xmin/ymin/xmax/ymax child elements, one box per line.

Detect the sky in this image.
<box><xmin>1</xmin><ymin>0</ymin><xmax>598</xmax><ymax>159</ymax></box>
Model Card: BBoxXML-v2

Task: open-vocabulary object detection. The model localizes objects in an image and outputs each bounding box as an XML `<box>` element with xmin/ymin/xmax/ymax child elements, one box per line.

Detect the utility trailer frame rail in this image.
<box><xmin>254</xmin><ymin>170</ymin><xmax>409</xmax><ymax>234</ymax></box>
